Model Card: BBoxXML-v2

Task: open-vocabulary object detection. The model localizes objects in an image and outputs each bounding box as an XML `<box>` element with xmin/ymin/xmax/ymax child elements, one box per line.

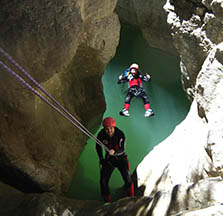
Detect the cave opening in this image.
<box><xmin>67</xmin><ymin>27</ymin><xmax>191</xmax><ymax>201</ymax></box>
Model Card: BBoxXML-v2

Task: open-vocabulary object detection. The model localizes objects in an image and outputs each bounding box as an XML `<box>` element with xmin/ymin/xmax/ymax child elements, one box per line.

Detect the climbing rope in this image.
<box><xmin>0</xmin><ymin>48</ymin><xmax>110</xmax><ymax>152</ymax></box>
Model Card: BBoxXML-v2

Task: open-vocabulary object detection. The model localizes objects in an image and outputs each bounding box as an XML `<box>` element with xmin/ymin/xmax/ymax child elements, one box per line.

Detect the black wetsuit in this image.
<box><xmin>96</xmin><ymin>127</ymin><xmax>133</xmax><ymax>198</ymax></box>
<box><xmin>118</xmin><ymin>72</ymin><xmax>150</xmax><ymax>106</ymax></box>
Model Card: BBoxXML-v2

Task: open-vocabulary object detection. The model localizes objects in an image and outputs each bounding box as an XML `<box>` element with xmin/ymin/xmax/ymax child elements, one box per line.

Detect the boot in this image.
<box><xmin>145</xmin><ymin>109</ymin><xmax>154</xmax><ymax>117</ymax></box>
<box><xmin>127</xmin><ymin>183</ymin><xmax>134</xmax><ymax>197</ymax></box>
<box><xmin>120</xmin><ymin>108</ymin><xmax>130</xmax><ymax>117</ymax></box>
<box><xmin>103</xmin><ymin>194</ymin><xmax>112</xmax><ymax>203</ymax></box>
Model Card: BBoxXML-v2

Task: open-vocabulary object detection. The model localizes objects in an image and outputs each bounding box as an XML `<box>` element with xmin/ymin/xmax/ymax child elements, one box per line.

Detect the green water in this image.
<box><xmin>67</xmin><ymin>28</ymin><xmax>190</xmax><ymax>201</ymax></box>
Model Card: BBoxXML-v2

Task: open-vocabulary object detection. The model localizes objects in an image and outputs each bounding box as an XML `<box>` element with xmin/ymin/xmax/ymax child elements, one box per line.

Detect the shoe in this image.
<box><xmin>103</xmin><ymin>194</ymin><xmax>112</xmax><ymax>203</ymax></box>
<box><xmin>145</xmin><ymin>109</ymin><xmax>154</xmax><ymax>117</ymax></box>
<box><xmin>120</xmin><ymin>108</ymin><xmax>130</xmax><ymax>117</ymax></box>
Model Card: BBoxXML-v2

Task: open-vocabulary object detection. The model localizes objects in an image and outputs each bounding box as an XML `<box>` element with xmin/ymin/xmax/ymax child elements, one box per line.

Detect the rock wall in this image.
<box><xmin>133</xmin><ymin>0</ymin><xmax>223</xmax><ymax>215</ymax></box>
<box><xmin>114</xmin><ymin>0</ymin><xmax>223</xmax><ymax>215</ymax></box>
<box><xmin>164</xmin><ymin>0</ymin><xmax>223</xmax><ymax>100</ymax></box>
<box><xmin>1</xmin><ymin>0</ymin><xmax>223</xmax><ymax>215</ymax></box>
<box><xmin>115</xmin><ymin>0</ymin><xmax>177</xmax><ymax>55</ymax></box>
<box><xmin>0</xmin><ymin>0</ymin><xmax>120</xmax><ymax>193</ymax></box>
<box><xmin>0</xmin><ymin>181</ymin><xmax>103</xmax><ymax>216</ymax></box>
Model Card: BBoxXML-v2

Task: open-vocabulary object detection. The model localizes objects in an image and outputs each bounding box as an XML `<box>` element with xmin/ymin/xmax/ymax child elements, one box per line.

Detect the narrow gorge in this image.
<box><xmin>0</xmin><ymin>0</ymin><xmax>223</xmax><ymax>215</ymax></box>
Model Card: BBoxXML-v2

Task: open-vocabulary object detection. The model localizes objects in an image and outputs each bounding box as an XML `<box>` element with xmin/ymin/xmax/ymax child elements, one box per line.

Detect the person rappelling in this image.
<box><xmin>96</xmin><ymin>117</ymin><xmax>134</xmax><ymax>202</ymax></box>
<box><xmin>118</xmin><ymin>63</ymin><xmax>155</xmax><ymax>117</ymax></box>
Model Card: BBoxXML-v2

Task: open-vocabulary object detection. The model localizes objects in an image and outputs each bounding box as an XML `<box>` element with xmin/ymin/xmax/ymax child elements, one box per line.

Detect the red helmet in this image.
<box><xmin>130</xmin><ymin>63</ymin><xmax>139</xmax><ymax>71</ymax></box>
<box><xmin>102</xmin><ymin>117</ymin><xmax>116</xmax><ymax>127</ymax></box>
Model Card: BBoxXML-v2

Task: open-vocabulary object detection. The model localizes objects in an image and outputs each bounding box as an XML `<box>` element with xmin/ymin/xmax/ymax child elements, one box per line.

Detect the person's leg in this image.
<box><xmin>100</xmin><ymin>162</ymin><xmax>114</xmax><ymax>202</ymax></box>
<box><xmin>117</xmin><ymin>156</ymin><xmax>134</xmax><ymax>197</ymax></box>
<box><xmin>141</xmin><ymin>90</ymin><xmax>150</xmax><ymax>110</ymax></box>
<box><xmin>141</xmin><ymin>90</ymin><xmax>154</xmax><ymax>117</ymax></box>
<box><xmin>120</xmin><ymin>90</ymin><xmax>134</xmax><ymax>116</ymax></box>
<box><xmin>124</xmin><ymin>91</ymin><xmax>134</xmax><ymax>110</ymax></box>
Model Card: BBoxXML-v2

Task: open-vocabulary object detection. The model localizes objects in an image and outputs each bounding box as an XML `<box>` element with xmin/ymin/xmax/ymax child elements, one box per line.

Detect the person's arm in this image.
<box><xmin>96</xmin><ymin>133</ymin><xmax>104</xmax><ymax>160</ymax></box>
<box><xmin>96</xmin><ymin>143</ymin><xmax>103</xmax><ymax>160</ymax></box>
<box><xmin>140</xmin><ymin>73</ymin><xmax>151</xmax><ymax>82</ymax></box>
<box><xmin>115</xmin><ymin>130</ymin><xmax>126</xmax><ymax>155</ymax></box>
<box><xmin>117</xmin><ymin>74</ymin><xmax>129</xmax><ymax>84</ymax></box>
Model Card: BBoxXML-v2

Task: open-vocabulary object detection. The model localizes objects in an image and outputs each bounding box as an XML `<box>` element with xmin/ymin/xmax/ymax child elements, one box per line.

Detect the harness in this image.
<box><xmin>129</xmin><ymin>86</ymin><xmax>144</xmax><ymax>97</ymax></box>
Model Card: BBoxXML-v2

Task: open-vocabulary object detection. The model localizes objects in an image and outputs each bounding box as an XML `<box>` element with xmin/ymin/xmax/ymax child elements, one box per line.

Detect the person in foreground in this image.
<box><xmin>118</xmin><ymin>63</ymin><xmax>154</xmax><ymax>117</ymax></box>
<box><xmin>96</xmin><ymin>117</ymin><xmax>134</xmax><ymax>202</ymax></box>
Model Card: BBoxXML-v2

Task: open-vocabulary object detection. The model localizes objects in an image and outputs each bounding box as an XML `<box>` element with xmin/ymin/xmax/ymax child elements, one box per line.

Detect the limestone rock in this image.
<box><xmin>195</xmin><ymin>42</ymin><xmax>223</xmax><ymax>177</ymax></box>
<box><xmin>1</xmin><ymin>176</ymin><xmax>223</xmax><ymax>216</ymax></box>
<box><xmin>75</xmin><ymin>178</ymin><xmax>223</xmax><ymax>216</ymax></box>
<box><xmin>164</xmin><ymin>0</ymin><xmax>223</xmax><ymax>100</ymax></box>
<box><xmin>0</xmin><ymin>181</ymin><xmax>103</xmax><ymax>216</ymax></box>
<box><xmin>98</xmin><ymin>1</ymin><xmax>223</xmax><ymax>215</ymax></box>
<box><xmin>136</xmin><ymin>101</ymin><xmax>211</xmax><ymax>196</ymax></box>
<box><xmin>0</xmin><ymin>0</ymin><xmax>120</xmax><ymax>194</ymax></box>
<box><xmin>134</xmin><ymin>40</ymin><xmax>223</xmax><ymax>216</ymax></box>
<box><xmin>1</xmin><ymin>0</ymin><xmax>223</xmax><ymax>215</ymax></box>
<box><xmin>116</xmin><ymin>0</ymin><xmax>177</xmax><ymax>55</ymax></box>
<box><xmin>208</xmin><ymin>0</ymin><xmax>223</xmax><ymax>22</ymax></box>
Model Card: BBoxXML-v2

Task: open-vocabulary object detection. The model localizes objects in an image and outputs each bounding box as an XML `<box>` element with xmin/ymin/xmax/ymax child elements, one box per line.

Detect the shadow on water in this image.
<box><xmin>67</xmin><ymin>27</ymin><xmax>191</xmax><ymax>201</ymax></box>
<box><xmin>67</xmin><ymin>159</ymin><xmax>101</xmax><ymax>200</ymax></box>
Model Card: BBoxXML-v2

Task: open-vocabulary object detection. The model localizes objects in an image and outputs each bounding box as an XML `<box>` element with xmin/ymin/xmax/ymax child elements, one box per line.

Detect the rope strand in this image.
<box><xmin>0</xmin><ymin>57</ymin><xmax>109</xmax><ymax>152</ymax></box>
<box><xmin>0</xmin><ymin>47</ymin><xmax>107</xmax><ymax>150</ymax></box>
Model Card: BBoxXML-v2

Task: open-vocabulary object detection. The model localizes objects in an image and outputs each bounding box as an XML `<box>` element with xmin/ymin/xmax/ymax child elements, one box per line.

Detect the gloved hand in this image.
<box><xmin>146</xmin><ymin>73</ymin><xmax>151</xmax><ymax>79</ymax></box>
<box><xmin>119</xmin><ymin>74</ymin><xmax>123</xmax><ymax>80</ymax></box>
<box><xmin>100</xmin><ymin>158</ymin><xmax>107</xmax><ymax>166</ymax></box>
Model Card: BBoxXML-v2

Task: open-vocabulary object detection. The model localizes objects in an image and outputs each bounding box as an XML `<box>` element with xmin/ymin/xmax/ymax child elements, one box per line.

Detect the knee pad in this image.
<box><xmin>143</xmin><ymin>95</ymin><xmax>149</xmax><ymax>104</ymax></box>
<box><xmin>125</xmin><ymin>95</ymin><xmax>131</xmax><ymax>104</ymax></box>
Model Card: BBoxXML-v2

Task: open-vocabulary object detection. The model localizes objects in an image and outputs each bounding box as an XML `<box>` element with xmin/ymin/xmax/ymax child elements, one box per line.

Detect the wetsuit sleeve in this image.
<box><xmin>140</xmin><ymin>73</ymin><xmax>151</xmax><ymax>82</ymax></box>
<box><xmin>117</xmin><ymin>76</ymin><xmax>128</xmax><ymax>84</ymax></box>
<box><xmin>115</xmin><ymin>130</ymin><xmax>126</xmax><ymax>154</ymax></box>
<box><xmin>96</xmin><ymin>133</ymin><xmax>103</xmax><ymax>160</ymax></box>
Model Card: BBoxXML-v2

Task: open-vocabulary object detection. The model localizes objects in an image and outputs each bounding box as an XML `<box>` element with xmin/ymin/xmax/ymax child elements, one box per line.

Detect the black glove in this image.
<box><xmin>99</xmin><ymin>158</ymin><xmax>107</xmax><ymax>166</ymax></box>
